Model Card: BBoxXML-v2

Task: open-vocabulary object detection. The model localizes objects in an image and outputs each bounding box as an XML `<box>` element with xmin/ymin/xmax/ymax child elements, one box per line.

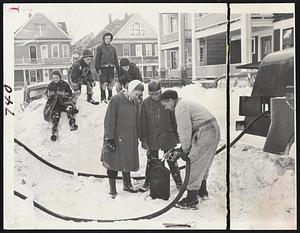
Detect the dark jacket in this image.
<box><xmin>140</xmin><ymin>96</ymin><xmax>179</xmax><ymax>151</ymax></box>
<box><xmin>68</xmin><ymin>58</ymin><xmax>94</xmax><ymax>89</ymax></box>
<box><xmin>43</xmin><ymin>80</ymin><xmax>73</xmax><ymax>122</ymax></box>
<box><xmin>101</xmin><ymin>91</ymin><xmax>140</xmax><ymax>172</ymax></box>
<box><xmin>119</xmin><ymin>63</ymin><xmax>142</xmax><ymax>87</ymax></box>
<box><xmin>95</xmin><ymin>32</ymin><xmax>119</xmax><ymax>72</ymax></box>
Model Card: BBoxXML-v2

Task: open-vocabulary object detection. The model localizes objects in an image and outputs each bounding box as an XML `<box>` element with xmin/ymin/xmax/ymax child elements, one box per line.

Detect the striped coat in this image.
<box><xmin>140</xmin><ymin>96</ymin><xmax>179</xmax><ymax>151</ymax></box>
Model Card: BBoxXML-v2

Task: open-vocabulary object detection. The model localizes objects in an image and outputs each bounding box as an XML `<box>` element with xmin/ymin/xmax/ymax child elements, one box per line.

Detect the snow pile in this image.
<box><xmin>12</xmin><ymin>83</ymin><xmax>227</xmax><ymax>229</ymax></box>
<box><xmin>11</xmin><ymin>82</ymin><xmax>296</xmax><ymax>229</ymax></box>
<box><xmin>230</xmin><ymin>143</ymin><xmax>296</xmax><ymax>229</ymax></box>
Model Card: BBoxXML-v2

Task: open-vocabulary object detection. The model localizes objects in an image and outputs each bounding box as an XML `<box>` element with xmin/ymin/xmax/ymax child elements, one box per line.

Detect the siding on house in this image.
<box><xmin>273</xmin><ymin>29</ymin><xmax>280</xmax><ymax>52</ymax></box>
<box><xmin>207</xmin><ymin>34</ymin><xmax>226</xmax><ymax>65</ymax></box>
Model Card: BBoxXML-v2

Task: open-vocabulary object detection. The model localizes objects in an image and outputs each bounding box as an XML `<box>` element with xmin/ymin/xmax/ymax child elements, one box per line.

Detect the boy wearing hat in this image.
<box><xmin>44</xmin><ymin>70</ymin><xmax>78</xmax><ymax>141</ymax></box>
<box><xmin>95</xmin><ymin>32</ymin><xmax>119</xmax><ymax>103</ymax></box>
<box><xmin>139</xmin><ymin>80</ymin><xmax>182</xmax><ymax>192</ymax></box>
<box><xmin>116</xmin><ymin>58</ymin><xmax>142</xmax><ymax>93</ymax></box>
<box><xmin>68</xmin><ymin>49</ymin><xmax>99</xmax><ymax>105</ymax></box>
<box><xmin>160</xmin><ymin>90</ymin><xmax>220</xmax><ymax>209</ymax></box>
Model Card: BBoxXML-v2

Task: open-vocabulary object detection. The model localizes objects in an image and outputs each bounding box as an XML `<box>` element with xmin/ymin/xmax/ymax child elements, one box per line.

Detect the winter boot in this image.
<box><xmin>109</xmin><ymin>178</ymin><xmax>118</xmax><ymax>199</ymax></box>
<box><xmin>87</xmin><ymin>94</ymin><xmax>99</xmax><ymax>105</ymax></box>
<box><xmin>198</xmin><ymin>179</ymin><xmax>208</xmax><ymax>199</ymax></box>
<box><xmin>108</xmin><ymin>89</ymin><xmax>113</xmax><ymax>101</ymax></box>
<box><xmin>51</xmin><ymin>124</ymin><xmax>58</xmax><ymax>141</ymax></box>
<box><xmin>101</xmin><ymin>90</ymin><xmax>107</xmax><ymax>103</ymax></box>
<box><xmin>175</xmin><ymin>190</ymin><xmax>199</xmax><ymax>210</ymax></box>
<box><xmin>68</xmin><ymin>118</ymin><xmax>78</xmax><ymax>131</ymax></box>
<box><xmin>122</xmin><ymin>172</ymin><xmax>138</xmax><ymax>193</ymax></box>
<box><xmin>138</xmin><ymin>160</ymin><xmax>151</xmax><ymax>192</ymax></box>
<box><xmin>168</xmin><ymin>160</ymin><xmax>183</xmax><ymax>190</ymax></box>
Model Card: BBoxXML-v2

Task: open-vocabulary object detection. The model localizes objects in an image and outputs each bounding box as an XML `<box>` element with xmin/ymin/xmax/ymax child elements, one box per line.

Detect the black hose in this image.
<box><xmin>178</xmin><ymin>111</ymin><xmax>268</xmax><ymax>170</ymax></box>
<box><xmin>14</xmin><ymin>111</ymin><xmax>268</xmax><ymax>180</ymax></box>
<box><xmin>14</xmin><ymin>158</ymin><xmax>191</xmax><ymax>223</ymax></box>
<box><xmin>13</xmin><ymin>112</ymin><xmax>267</xmax><ymax>223</ymax></box>
<box><xmin>14</xmin><ymin>138</ymin><xmax>143</xmax><ymax>180</ymax></box>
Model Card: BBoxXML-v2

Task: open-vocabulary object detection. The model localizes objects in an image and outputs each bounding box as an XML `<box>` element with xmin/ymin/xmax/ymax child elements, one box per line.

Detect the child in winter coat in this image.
<box><xmin>68</xmin><ymin>49</ymin><xmax>99</xmax><ymax>105</ymax></box>
<box><xmin>44</xmin><ymin>70</ymin><xmax>78</xmax><ymax>141</ymax></box>
<box><xmin>95</xmin><ymin>32</ymin><xmax>119</xmax><ymax>103</ymax></box>
<box><xmin>160</xmin><ymin>90</ymin><xmax>220</xmax><ymax>209</ymax></box>
<box><xmin>139</xmin><ymin>80</ymin><xmax>182</xmax><ymax>192</ymax></box>
<box><xmin>116</xmin><ymin>58</ymin><xmax>142</xmax><ymax>93</ymax></box>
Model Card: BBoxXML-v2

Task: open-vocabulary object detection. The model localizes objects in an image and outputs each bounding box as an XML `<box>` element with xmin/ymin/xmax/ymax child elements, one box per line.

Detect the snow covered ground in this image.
<box><xmin>10</xmin><ymin>81</ymin><xmax>296</xmax><ymax>229</ymax></box>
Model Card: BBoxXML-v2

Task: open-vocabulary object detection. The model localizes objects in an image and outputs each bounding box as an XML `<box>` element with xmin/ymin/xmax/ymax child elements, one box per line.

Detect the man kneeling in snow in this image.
<box><xmin>43</xmin><ymin>70</ymin><xmax>78</xmax><ymax>141</ymax></box>
<box><xmin>160</xmin><ymin>90</ymin><xmax>220</xmax><ymax>209</ymax></box>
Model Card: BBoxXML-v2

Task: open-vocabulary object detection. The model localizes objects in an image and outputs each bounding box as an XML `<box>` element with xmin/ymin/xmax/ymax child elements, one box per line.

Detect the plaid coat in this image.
<box><xmin>140</xmin><ymin>96</ymin><xmax>179</xmax><ymax>151</ymax></box>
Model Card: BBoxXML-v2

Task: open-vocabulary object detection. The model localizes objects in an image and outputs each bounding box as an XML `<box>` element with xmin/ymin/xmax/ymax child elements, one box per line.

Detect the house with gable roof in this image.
<box><xmin>14</xmin><ymin>13</ymin><xmax>73</xmax><ymax>89</ymax></box>
<box><xmin>87</xmin><ymin>13</ymin><xmax>159</xmax><ymax>78</ymax></box>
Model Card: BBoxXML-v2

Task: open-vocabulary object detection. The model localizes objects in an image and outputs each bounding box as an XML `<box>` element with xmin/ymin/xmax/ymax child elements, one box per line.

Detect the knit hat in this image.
<box><xmin>127</xmin><ymin>80</ymin><xmax>144</xmax><ymax>94</ymax></box>
<box><xmin>120</xmin><ymin>58</ymin><xmax>130</xmax><ymax>67</ymax></box>
<box><xmin>148</xmin><ymin>80</ymin><xmax>161</xmax><ymax>92</ymax></box>
<box><xmin>160</xmin><ymin>90</ymin><xmax>178</xmax><ymax>101</ymax></box>
<box><xmin>82</xmin><ymin>49</ymin><xmax>93</xmax><ymax>58</ymax></box>
<box><xmin>103</xmin><ymin>32</ymin><xmax>113</xmax><ymax>42</ymax></box>
<box><xmin>50</xmin><ymin>70</ymin><xmax>62</xmax><ymax>79</ymax></box>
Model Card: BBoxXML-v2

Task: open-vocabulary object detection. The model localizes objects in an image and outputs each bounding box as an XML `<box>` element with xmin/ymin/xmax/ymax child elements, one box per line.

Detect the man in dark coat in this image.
<box><xmin>139</xmin><ymin>80</ymin><xmax>182</xmax><ymax>192</ymax></box>
<box><xmin>95</xmin><ymin>32</ymin><xmax>119</xmax><ymax>102</ymax></box>
<box><xmin>44</xmin><ymin>70</ymin><xmax>78</xmax><ymax>141</ymax></box>
<box><xmin>68</xmin><ymin>49</ymin><xmax>99</xmax><ymax>105</ymax></box>
<box><xmin>116</xmin><ymin>58</ymin><xmax>142</xmax><ymax>93</ymax></box>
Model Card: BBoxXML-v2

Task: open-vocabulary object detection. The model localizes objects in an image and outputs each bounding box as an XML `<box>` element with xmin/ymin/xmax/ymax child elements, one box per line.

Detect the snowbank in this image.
<box><xmin>11</xmin><ymin>83</ymin><xmax>295</xmax><ymax>229</ymax></box>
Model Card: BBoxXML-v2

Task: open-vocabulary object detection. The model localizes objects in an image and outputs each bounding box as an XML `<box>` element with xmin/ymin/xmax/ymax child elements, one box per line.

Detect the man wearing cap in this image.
<box><xmin>68</xmin><ymin>49</ymin><xmax>99</xmax><ymax>105</ymax></box>
<box><xmin>160</xmin><ymin>90</ymin><xmax>220</xmax><ymax>209</ymax></box>
<box><xmin>139</xmin><ymin>80</ymin><xmax>182</xmax><ymax>192</ymax></box>
<box><xmin>116</xmin><ymin>58</ymin><xmax>142</xmax><ymax>93</ymax></box>
<box><xmin>95</xmin><ymin>32</ymin><xmax>119</xmax><ymax>103</ymax></box>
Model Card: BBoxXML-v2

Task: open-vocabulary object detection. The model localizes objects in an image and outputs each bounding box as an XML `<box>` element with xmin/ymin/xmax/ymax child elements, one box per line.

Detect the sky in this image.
<box><xmin>5</xmin><ymin>4</ymin><xmax>161</xmax><ymax>43</ymax></box>
<box><xmin>5</xmin><ymin>3</ymin><xmax>294</xmax><ymax>44</ymax></box>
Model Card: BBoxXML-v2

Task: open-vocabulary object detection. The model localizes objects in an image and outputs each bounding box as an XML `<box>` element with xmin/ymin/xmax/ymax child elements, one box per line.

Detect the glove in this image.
<box><xmin>105</xmin><ymin>139</ymin><xmax>116</xmax><ymax>152</ymax></box>
<box><xmin>47</xmin><ymin>91</ymin><xmax>55</xmax><ymax>97</ymax></box>
<box><xmin>164</xmin><ymin>147</ymin><xmax>188</xmax><ymax>162</ymax></box>
<box><xmin>141</xmin><ymin>141</ymin><xmax>148</xmax><ymax>150</ymax></box>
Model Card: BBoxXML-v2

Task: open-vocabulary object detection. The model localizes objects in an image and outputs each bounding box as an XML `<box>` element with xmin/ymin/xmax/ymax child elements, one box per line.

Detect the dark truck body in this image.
<box><xmin>237</xmin><ymin>48</ymin><xmax>294</xmax><ymax>155</ymax></box>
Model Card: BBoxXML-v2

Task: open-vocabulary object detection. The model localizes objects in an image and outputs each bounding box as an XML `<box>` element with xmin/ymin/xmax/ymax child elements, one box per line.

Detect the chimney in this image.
<box><xmin>125</xmin><ymin>12</ymin><xmax>128</xmax><ymax>18</ymax></box>
<box><xmin>108</xmin><ymin>14</ymin><xmax>112</xmax><ymax>23</ymax></box>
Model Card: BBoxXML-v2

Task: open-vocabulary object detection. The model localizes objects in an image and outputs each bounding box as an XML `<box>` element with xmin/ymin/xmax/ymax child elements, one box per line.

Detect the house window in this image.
<box><xmin>146</xmin><ymin>66</ymin><xmax>153</xmax><ymax>77</ymax></box>
<box><xmin>41</xmin><ymin>45</ymin><xmax>48</xmax><ymax>59</ymax></box>
<box><xmin>154</xmin><ymin>44</ymin><xmax>158</xmax><ymax>56</ymax></box>
<box><xmin>282</xmin><ymin>27</ymin><xmax>294</xmax><ymax>49</ymax></box>
<box><xmin>62</xmin><ymin>44</ymin><xmax>69</xmax><ymax>58</ymax></box>
<box><xmin>51</xmin><ymin>44</ymin><xmax>59</xmax><ymax>58</ymax></box>
<box><xmin>251</xmin><ymin>38</ymin><xmax>255</xmax><ymax>54</ymax></box>
<box><xmin>136</xmin><ymin>44</ymin><xmax>143</xmax><ymax>57</ymax></box>
<box><xmin>170</xmin><ymin>16</ymin><xmax>177</xmax><ymax>33</ymax></box>
<box><xmin>130</xmin><ymin>25</ymin><xmax>134</xmax><ymax>35</ymax></box>
<box><xmin>146</xmin><ymin>44</ymin><xmax>152</xmax><ymax>56</ymax></box>
<box><xmin>123</xmin><ymin>44</ymin><xmax>130</xmax><ymax>56</ymax></box>
<box><xmin>33</xmin><ymin>23</ymin><xmax>46</xmax><ymax>36</ymax></box>
<box><xmin>135</xmin><ymin>23</ymin><xmax>141</xmax><ymax>35</ymax></box>
<box><xmin>199</xmin><ymin>46</ymin><xmax>204</xmax><ymax>63</ymax></box>
<box><xmin>170</xmin><ymin>51</ymin><xmax>178</xmax><ymax>69</ymax></box>
<box><xmin>62</xmin><ymin>69</ymin><xmax>68</xmax><ymax>76</ymax></box>
<box><xmin>29</xmin><ymin>70</ymin><xmax>37</xmax><ymax>83</ymax></box>
<box><xmin>140</xmin><ymin>28</ymin><xmax>145</xmax><ymax>35</ymax></box>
